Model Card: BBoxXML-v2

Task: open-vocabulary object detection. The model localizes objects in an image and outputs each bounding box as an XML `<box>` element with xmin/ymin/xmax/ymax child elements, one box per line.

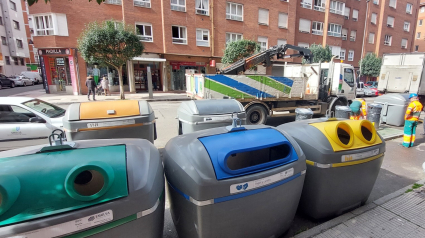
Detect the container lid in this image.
<box><xmin>335</xmin><ymin>106</ymin><xmax>352</xmax><ymax>112</ymax></box>
<box><xmin>295</xmin><ymin>108</ymin><xmax>314</xmax><ymax>115</ymax></box>
<box><xmin>79</xmin><ymin>100</ymin><xmax>141</xmax><ymax>120</ymax></box>
<box><xmin>193</xmin><ymin>99</ymin><xmax>243</xmax><ymax>115</ymax></box>
<box><xmin>375</xmin><ymin>93</ymin><xmax>410</xmax><ymax>105</ymax></box>
<box><xmin>198</xmin><ymin>128</ymin><xmax>298</xmax><ymax>180</ymax></box>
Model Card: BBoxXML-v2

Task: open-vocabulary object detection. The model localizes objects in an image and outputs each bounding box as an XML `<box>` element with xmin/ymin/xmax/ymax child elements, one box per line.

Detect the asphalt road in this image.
<box><xmin>2</xmin><ymin>98</ymin><xmax>424</xmax><ymax>238</ymax></box>
<box><xmin>0</xmin><ymin>84</ymin><xmax>43</xmax><ymax>97</ymax></box>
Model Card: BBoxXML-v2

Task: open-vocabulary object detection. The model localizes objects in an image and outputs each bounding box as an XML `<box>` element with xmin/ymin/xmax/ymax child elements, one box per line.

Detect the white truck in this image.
<box><xmin>378</xmin><ymin>53</ymin><xmax>425</xmax><ymax>103</ymax></box>
<box><xmin>186</xmin><ymin>44</ymin><xmax>357</xmax><ymax>124</ymax></box>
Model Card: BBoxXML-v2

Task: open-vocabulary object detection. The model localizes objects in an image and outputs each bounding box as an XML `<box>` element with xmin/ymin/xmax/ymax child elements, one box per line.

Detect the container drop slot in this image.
<box><xmin>73</xmin><ymin>170</ymin><xmax>105</xmax><ymax>196</ymax></box>
<box><xmin>227</xmin><ymin>144</ymin><xmax>291</xmax><ymax>171</ymax></box>
<box><xmin>361</xmin><ymin>126</ymin><xmax>373</xmax><ymax>141</ymax></box>
<box><xmin>337</xmin><ymin>128</ymin><xmax>351</xmax><ymax>145</ymax></box>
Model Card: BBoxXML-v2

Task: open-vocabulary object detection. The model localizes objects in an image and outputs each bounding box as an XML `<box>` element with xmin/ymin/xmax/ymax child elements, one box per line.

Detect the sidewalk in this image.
<box><xmin>295</xmin><ymin>179</ymin><xmax>425</xmax><ymax>238</ymax></box>
<box><xmin>10</xmin><ymin>89</ymin><xmax>192</xmax><ymax>104</ymax></box>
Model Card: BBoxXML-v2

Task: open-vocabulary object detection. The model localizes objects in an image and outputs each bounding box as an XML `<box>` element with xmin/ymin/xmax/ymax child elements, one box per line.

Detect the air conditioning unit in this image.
<box><xmin>134</xmin><ymin>1</ymin><xmax>150</xmax><ymax>8</ymax></box>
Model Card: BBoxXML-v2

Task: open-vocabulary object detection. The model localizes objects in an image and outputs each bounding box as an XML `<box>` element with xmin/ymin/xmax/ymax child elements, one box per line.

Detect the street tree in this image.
<box><xmin>303</xmin><ymin>44</ymin><xmax>332</xmax><ymax>64</ymax></box>
<box><xmin>222</xmin><ymin>40</ymin><xmax>261</xmax><ymax>71</ymax></box>
<box><xmin>78</xmin><ymin>20</ymin><xmax>144</xmax><ymax>99</ymax></box>
<box><xmin>359</xmin><ymin>53</ymin><xmax>382</xmax><ymax>80</ymax></box>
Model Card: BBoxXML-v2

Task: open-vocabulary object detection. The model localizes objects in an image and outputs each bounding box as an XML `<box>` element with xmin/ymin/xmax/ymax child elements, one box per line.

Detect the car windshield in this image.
<box><xmin>22</xmin><ymin>99</ymin><xmax>66</xmax><ymax>118</ymax></box>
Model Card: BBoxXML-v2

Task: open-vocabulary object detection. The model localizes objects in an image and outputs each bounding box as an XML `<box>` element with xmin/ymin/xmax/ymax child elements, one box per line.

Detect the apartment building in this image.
<box><xmin>0</xmin><ymin>0</ymin><xmax>30</xmax><ymax>75</ymax></box>
<box><xmin>414</xmin><ymin>0</ymin><xmax>425</xmax><ymax>51</ymax></box>
<box><xmin>28</xmin><ymin>0</ymin><xmax>419</xmax><ymax>94</ymax></box>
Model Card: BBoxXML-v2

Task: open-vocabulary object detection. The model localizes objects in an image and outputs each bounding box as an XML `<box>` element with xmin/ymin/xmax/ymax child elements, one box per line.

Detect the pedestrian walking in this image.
<box><xmin>101</xmin><ymin>76</ymin><xmax>110</xmax><ymax>96</ymax></box>
<box><xmin>350</xmin><ymin>98</ymin><xmax>366</xmax><ymax>120</ymax></box>
<box><xmin>402</xmin><ymin>93</ymin><xmax>423</xmax><ymax>148</ymax></box>
<box><xmin>85</xmin><ymin>76</ymin><xmax>96</xmax><ymax>101</ymax></box>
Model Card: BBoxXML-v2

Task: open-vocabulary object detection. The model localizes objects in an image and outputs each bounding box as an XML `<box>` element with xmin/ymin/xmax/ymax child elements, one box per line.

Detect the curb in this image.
<box><xmin>294</xmin><ymin>178</ymin><xmax>425</xmax><ymax>238</ymax></box>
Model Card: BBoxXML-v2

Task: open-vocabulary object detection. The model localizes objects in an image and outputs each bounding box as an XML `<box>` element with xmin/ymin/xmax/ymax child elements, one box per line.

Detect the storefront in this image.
<box><xmin>169</xmin><ymin>61</ymin><xmax>207</xmax><ymax>91</ymax></box>
<box><xmin>38</xmin><ymin>48</ymin><xmax>79</xmax><ymax>95</ymax></box>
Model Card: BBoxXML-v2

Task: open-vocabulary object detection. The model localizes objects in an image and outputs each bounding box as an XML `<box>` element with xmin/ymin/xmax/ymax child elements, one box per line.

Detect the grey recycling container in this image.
<box><xmin>374</xmin><ymin>94</ymin><xmax>410</xmax><ymax>126</ymax></box>
<box><xmin>63</xmin><ymin>100</ymin><xmax>156</xmax><ymax>143</ymax></box>
<box><xmin>335</xmin><ymin>106</ymin><xmax>352</xmax><ymax>119</ymax></box>
<box><xmin>0</xmin><ymin>138</ymin><xmax>164</xmax><ymax>238</ymax></box>
<box><xmin>367</xmin><ymin>103</ymin><xmax>383</xmax><ymax>130</ymax></box>
<box><xmin>295</xmin><ymin>108</ymin><xmax>314</xmax><ymax>121</ymax></box>
<box><xmin>177</xmin><ymin>99</ymin><xmax>246</xmax><ymax>135</ymax></box>
<box><xmin>164</xmin><ymin>124</ymin><xmax>306</xmax><ymax>238</ymax></box>
<box><xmin>277</xmin><ymin>118</ymin><xmax>385</xmax><ymax>220</ymax></box>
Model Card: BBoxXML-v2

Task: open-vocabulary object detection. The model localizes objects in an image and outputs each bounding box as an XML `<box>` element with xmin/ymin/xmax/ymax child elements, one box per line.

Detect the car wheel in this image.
<box><xmin>11</xmin><ymin>82</ymin><xmax>15</xmax><ymax>88</ymax></box>
<box><xmin>32</xmin><ymin>81</ymin><xmax>34</xmax><ymax>86</ymax></box>
<box><xmin>23</xmin><ymin>82</ymin><xmax>26</xmax><ymax>87</ymax></box>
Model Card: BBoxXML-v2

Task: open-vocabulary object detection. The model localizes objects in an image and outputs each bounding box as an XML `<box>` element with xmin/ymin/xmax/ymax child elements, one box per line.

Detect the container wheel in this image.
<box><xmin>246</xmin><ymin>105</ymin><xmax>268</xmax><ymax>125</ymax></box>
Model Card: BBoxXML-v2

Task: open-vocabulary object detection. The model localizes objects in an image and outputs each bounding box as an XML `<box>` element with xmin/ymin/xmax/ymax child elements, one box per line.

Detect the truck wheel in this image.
<box><xmin>178</xmin><ymin>121</ymin><xmax>183</xmax><ymax>135</ymax></box>
<box><xmin>329</xmin><ymin>98</ymin><xmax>346</xmax><ymax>116</ymax></box>
<box><xmin>246</xmin><ymin>105</ymin><xmax>268</xmax><ymax>125</ymax></box>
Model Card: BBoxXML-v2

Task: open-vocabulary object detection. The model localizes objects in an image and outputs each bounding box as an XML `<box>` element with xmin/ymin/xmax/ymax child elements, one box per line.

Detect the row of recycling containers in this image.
<box><xmin>0</xmin><ymin>99</ymin><xmax>386</xmax><ymax>238</ymax></box>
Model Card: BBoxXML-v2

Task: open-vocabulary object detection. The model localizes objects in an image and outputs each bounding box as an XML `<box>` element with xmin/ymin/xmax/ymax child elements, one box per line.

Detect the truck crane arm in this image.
<box><xmin>218</xmin><ymin>44</ymin><xmax>313</xmax><ymax>75</ymax></box>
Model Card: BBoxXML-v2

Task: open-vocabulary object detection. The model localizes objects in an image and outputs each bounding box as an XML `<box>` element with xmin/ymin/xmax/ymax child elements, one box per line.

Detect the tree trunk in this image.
<box><xmin>118</xmin><ymin>66</ymin><xmax>125</xmax><ymax>99</ymax></box>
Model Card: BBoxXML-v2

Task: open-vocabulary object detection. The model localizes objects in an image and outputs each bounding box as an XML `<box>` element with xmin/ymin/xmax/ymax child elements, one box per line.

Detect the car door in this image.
<box><xmin>0</xmin><ymin>104</ymin><xmax>52</xmax><ymax>142</ymax></box>
<box><xmin>0</xmin><ymin>74</ymin><xmax>8</xmax><ymax>86</ymax></box>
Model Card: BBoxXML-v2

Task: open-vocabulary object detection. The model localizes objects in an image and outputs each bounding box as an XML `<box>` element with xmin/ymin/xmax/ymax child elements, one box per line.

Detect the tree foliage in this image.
<box><xmin>27</xmin><ymin>0</ymin><xmax>105</xmax><ymax>6</ymax></box>
<box><xmin>359</xmin><ymin>53</ymin><xmax>382</xmax><ymax>77</ymax></box>
<box><xmin>304</xmin><ymin>44</ymin><xmax>332</xmax><ymax>64</ymax></box>
<box><xmin>222</xmin><ymin>40</ymin><xmax>261</xmax><ymax>65</ymax></box>
<box><xmin>78</xmin><ymin>20</ymin><xmax>144</xmax><ymax>99</ymax></box>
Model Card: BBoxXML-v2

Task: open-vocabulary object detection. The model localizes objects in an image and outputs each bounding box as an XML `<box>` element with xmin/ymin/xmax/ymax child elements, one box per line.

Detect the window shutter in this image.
<box><xmin>277</xmin><ymin>39</ymin><xmax>287</xmax><ymax>45</ymax></box>
<box><xmin>387</xmin><ymin>16</ymin><xmax>394</xmax><ymax>26</ymax></box>
<box><xmin>369</xmin><ymin>33</ymin><xmax>375</xmax><ymax>43</ymax></box>
<box><xmin>304</xmin><ymin>0</ymin><xmax>313</xmax><ymax>5</ymax></box>
<box><xmin>331</xmin><ymin>46</ymin><xmax>341</xmax><ymax>57</ymax></box>
<box><xmin>342</xmin><ymin>28</ymin><xmax>348</xmax><ymax>36</ymax></box>
<box><xmin>258</xmin><ymin>9</ymin><xmax>269</xmax><ymax>25</ymax></box>
<box><xmin>344</xmin><ymin>7</ymin><xmax>350</xmax><ymax>17</ymax></box>
<box><xmin>298</xmin><ymin>42</ymin><xmax>309</xmax><ymax>48</ymax></box>
<box><xmin>278</xmin><ymin>13</ymin><xmax>288</xmax><ymax>28</ymax></box>
<box><xmin>389</xmin><ymin>0</ymin><xmax>396</xmax><ymax>7</ymax></box>
<box><xmin>352</xmin><ymin>9</ymin><xmax>358</xmax><ymax>19</ymax></box>
<box><xmin>371</xmin><ymin>13</ymin><xmax>377</xmax><ymax>23</ymax></box>
<box><xmin>401</xmin><ymin>39</ymin><xmax>407</xmax><ymax>48</ymax></box>
<box><xmin>299</xmin><ymin>19</ymin><xmax>311</xmax><ymax>33</ymax></box>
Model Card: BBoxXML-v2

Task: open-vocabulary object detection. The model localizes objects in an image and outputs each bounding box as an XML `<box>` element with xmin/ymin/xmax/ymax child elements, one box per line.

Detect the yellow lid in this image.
<box><xmin>80</xmin><ymin>100</ymin><xmax>140</xmax><ymax>120</ymax></box>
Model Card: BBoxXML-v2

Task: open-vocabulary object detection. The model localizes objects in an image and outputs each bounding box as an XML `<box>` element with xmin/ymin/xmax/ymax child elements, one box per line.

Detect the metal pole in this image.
<box><xmin>147</xmin><ymin>66</ymin><xmax>153</xmax><ymax>99</ymax></box>
<box><xmin>360</xmin><ymin>0</ymin><xmax>370</xmax><ymax>79</ymax></box>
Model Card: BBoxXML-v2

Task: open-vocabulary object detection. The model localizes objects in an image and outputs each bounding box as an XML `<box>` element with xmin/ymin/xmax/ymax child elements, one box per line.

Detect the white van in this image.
<box><xmin>20</xmin><ymin>71</ymin><xmax>42</xmax><ymax>84</ymax></box>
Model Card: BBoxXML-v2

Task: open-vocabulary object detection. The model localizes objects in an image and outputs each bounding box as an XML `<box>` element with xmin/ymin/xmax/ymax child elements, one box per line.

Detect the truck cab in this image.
<box><xmin>318</xmin><ymin>63</ymin><xmax>356</xmax><ymax>102</ymax></box>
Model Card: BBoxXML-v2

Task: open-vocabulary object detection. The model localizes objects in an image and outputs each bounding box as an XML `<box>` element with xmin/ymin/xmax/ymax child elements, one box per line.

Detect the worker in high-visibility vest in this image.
<box><xmin>402</xmin><ymin>93</ymin><xmax>423</xmax><ymax>148</ymax></box>
<box><xmin>349</xmin><ymin>98</ymin><xmax>367</xmax><ymax>120</ymax></box>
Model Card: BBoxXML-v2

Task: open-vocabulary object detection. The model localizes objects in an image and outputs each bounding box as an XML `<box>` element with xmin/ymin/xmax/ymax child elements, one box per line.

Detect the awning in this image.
<box><xmin>132</xmin><ymin>57</ymin><xmax>166</xmax><ymax>62</ymax></box>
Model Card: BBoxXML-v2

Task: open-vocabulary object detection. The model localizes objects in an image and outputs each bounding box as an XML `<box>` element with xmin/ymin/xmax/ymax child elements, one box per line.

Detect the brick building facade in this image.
<box><xmin>28</xmin><ymin>0</ymin><xmax>419</xmax><ymax>94</ymax></box>
<box><xmin>414</xmin><ymin>0</ymin><xmax>425</xmax><ymax>51</ymax></box>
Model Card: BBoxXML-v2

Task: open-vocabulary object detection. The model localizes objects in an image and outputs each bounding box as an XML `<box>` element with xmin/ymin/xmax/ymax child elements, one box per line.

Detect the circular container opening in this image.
<box><xmin>337</xmin><ymin>127</ymin><xmax>351</xmax><ymax>145</ymax></box>
<box><xmin>73</xmin><ymin>170</ymin><xmax>105</xmax><ymax>196</ymax></box>
<box><xmin>361</xmin><ymin>126</ymin><xmax>373</xmax><ymax>141</ymax></box>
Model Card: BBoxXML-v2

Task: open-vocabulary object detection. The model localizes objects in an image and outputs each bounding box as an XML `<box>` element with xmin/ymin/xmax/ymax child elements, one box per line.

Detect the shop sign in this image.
<box><xmin>56</xmin><ymin>58</ymin><xmax>65</xmax><ymax>66</ymax></box>
<box><xmin>170</xmin><ymin>61</ymin><xmax>207</xmax><ymax>67</ymax></box>
<box><xmin>39</xmin><ymin>48</ymin><xmax>71</xmax><ymax>55</ymax></box>
<box><xmin>210</xmin><ymin>60</ymin><xmax>216</xmax><ymax>67</ymax></box>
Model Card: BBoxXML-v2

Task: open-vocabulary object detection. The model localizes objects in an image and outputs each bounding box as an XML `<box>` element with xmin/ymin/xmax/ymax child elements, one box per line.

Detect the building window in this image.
<box><xmin>16</xmin><ymin>39</ymin><xmax>23</xmax><ymax>48</ymax></box>
<box><xmin>404</xmin><ymin>22</ymin><xmax>410</xmax><ymax>32</ymax></box>
<box><xmin>171</xmin><ymin>0</ymin><xmax>186</xmax><ymax>12</ymax></box>
<box><xmin>20</xmin><ymin>58</ymin><xmax>25</xmax><ymax>66</ymax></box>
<box><xmin>387</xmin><ymin>16</ymin><xmax>394</xmax><ymax>27</ymax></box>
<box><xmin>369</xmin><ymin>32</ymin><xmax>375</xmax><ymax>44</ymax></box>
<box><xmin>0</xmin><ymin>17</ymin><xmax>3</xmax><ymax>25</ymax></box>
<box><xmin>401</xmin><ymin>39</ymin><xmax>408</xmax><ymax>49</ymax></box>
<box><xmin>415</xmin><ymin>45</ymin><xmax>419</xmax><ymax>51</ymax></box>
<box><xmin>226</xmin><ymin>2</ymin><xmax>243</xmax><ymax>21</ymax></box>
<box><xmin>340</xmin><ymin>49</ymin><xmax>346</xmax><ymax>60</ymax></box>
<box><xmin>135</xmin><ymin>23</ymin><xmax>153</xmax><ymax>42</ymax></box>
<box><xmin>298</xmin><ymin>42</ymin><xmax>309</xmax><ymax>48</ymax></box>
<box><xmin>13</xmin><ymin>21</ymin><xmax>20</xmax><ymax>30</ymax></box>
<box><xmin>299</xmin><ymin>18</ymin><xmax>311</xmax><ymax>33</ymax></box>
<box><xmin>134</xmin><ymin>0</ymin><xmax>151</xmax><ymax>8</ymax></box>
<box><xmin>312</xmin><ymin>21</ymin><xmax>323</xmax><ymax>35</ymax></box>
<box><xmin>350</xmin><ymin>30</ymin><xmax>356</xmax><ymax>41</ymax></box>
<box><xmin>1</xmin><ymin>36</ymin><xmax>6</xmax><ymax>45</ymax></box>
<box><xmin>300</xmin><ymin>0</ymin><xmax>312</xmax><ymax>9</ymax></box>
<box><xmin>328</xmin><ymin>23</ymin><xmax>342</xmax><ymax>37</ymax></box>
<box><xmin>277</xmin><ymin>39</ymin><xmax>287</xmax><ymax>46</ymax></box>
<box><xmin>344</xmin><ymin>7</ymin><xmax>350</xmax><ymax>19</ymax></box>
<box><xmin>371</xmin><ymin>13</ymin><xmax>377</xmax><ymax>24</ymax></box>
<box><xmin>389</xmin><ymin>0</ymin><xmax>396</xmax><ymax>8</ymax></box>
<box><xmin>417</xmin><ymin>32</ymin><xmax>421</xmax><ymax>39</ymax></box>
<box><xmin>348</xmin><ymin>50</ymin><xmax>354</xmax><ymax>61</ymax></box>
<box><xmin>10</xmin><ymin>1</ymin><xmax>16</xmax><ymax>11</ymax></box>
<box><xmin>5</xmin><ymin>56</ymin><xmax>10</xmax><ymax>65</ymax></box>
<box><xmin>352</xmin><ymin>9</ymin><xmax>358</xmax><ymax>21</ymax></box>
<box><xmin>196</xmin><ymin>29</ymin><xmax>209</xmax><ymax>47</ymax></box>
<box><xmin>34</xmin><ymin>15</ymin><xmax>54</xmax><ymax>35</ymax></box>
<box><xmin>329</xmin><ymin>46</ymin><xmax>341</xmax><ymax>58</ymax></box>
<box><xmin>195</xmin><ymin>0</ymin><xmax>208</xmax><ymax>15</ymax></box>
<box><xmin>384</xmin><ymin>35</ymin><xmax>392</xmax><ymax>46</ymax></box>
<box><xmin>330</xmin><ymin>1</ymin><xmax>344</xmax><ymax>15</ymax></box>
<box><xmin>172</xmin><ymin>26</ymin><xmax>187</xmax><ymax>44</ymax></box>
<box><xmin>373</xmin><ymin>0</ymin><xmax>379</xmax><ymax>5</ymax></box>
<box><xmin>258</xmin><ymin>8</ymin><xmax>269</xmax><ymax>25</ymax></box>
<box><xmin>314</xmin><ymin>0</ymin><xmax>326</xmax><ymax>12</ymax></box>
<box><xmin>406</xmin><ymin>3</ymin><xmax>412</xmax><ymax>14</ymax></box>
<box><xmin>258</xmin><ymin>36</ymin><xmax>268</xmax><ymax>51</ymax></box>
<box><xmin>419</xmin><ymin>19</ymin><xmax>423</xmax><ymax>26</ymax></box>
<box><xmin>12</xmin><ymin>57</ymin><xmax>18</xmax><ymax>65</ymax></box>
<box><xmin>226</xmin><ymin>32</ymin><xmax>242</xmax><ymax>44</ymax></box>
<box><xmin>105</xmin><ymin>0</ymin><xmax>121</xmax><ymax>4</ymax></box>
<box><xmin>342</xmin><ymin>28</ymin><xmax>348</xmax><ymax>40</ymax></box>
<box><xmin>278</xmin><ymin>13</ymin><xmax>288</xmax><ymax>28</ymax></box>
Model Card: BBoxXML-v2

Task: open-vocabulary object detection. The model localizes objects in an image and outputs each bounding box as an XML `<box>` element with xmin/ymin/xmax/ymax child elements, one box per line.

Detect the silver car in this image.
<box><xmin>0</xmin><ymin>97</ymin><xmax>65</xmax><ymax>151</ymax></box>
<box><xmin>10</xmin><ymin>76</ymin><xmax>34</xmax><ymax>86</ymax></box>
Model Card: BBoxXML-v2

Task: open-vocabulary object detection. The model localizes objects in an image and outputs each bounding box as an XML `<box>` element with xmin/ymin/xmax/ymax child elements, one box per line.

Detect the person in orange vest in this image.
<box><xmin>402</xmin><ymin>93</ymin><xmax>423</xmax><ymax>148</ymax></box>
<box><xmin>349</xmin><ymin>98</ymin><xmax>367</xmax><ymax>120</ymax></box>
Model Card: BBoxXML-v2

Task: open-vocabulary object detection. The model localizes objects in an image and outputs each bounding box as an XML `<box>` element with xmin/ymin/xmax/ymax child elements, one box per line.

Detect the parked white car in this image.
<box><xmin>10</xmin><ymin>76</ymin><xmax>33</xmax><ymax>87</ymax></box>
<box><xmin>0</xmin><ymin>97</ymin><xmax>65</xmax><ymax>150</ymax></box>
<box><xmin>20</xmin><ymin>71</ymin><xmax>42</xmax><ymax>84</ymax></box>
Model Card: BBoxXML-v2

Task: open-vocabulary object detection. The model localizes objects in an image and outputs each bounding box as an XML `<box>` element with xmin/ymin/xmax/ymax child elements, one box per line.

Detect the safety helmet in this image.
<box><xmin>409</xmin><ymin>93</ymin><xmax>418</xmax><ymax>99</ymax></box>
